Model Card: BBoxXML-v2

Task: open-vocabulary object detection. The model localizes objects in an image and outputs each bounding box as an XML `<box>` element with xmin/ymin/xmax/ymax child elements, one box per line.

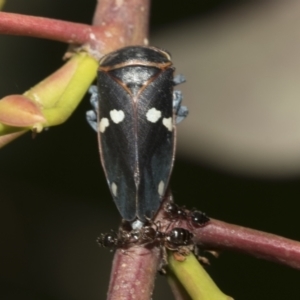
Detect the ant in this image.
<box><xmin>164</xmin><ymin>202</ymin><xmax>210</xmax><ymax>227</ymax></box>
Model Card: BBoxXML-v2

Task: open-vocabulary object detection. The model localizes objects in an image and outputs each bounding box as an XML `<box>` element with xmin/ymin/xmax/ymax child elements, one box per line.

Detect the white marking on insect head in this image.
<box><xmin>110</xmin><ymin>109</ymin><xmax>125</xmax><ymax>124</ymax></box>
<box><xmin>163</xmin><ymin>117</ymin><xmax>173</xmax><ymax>131</ymax></box>
<box><xmin>158</xmin><ymin>180</ymin><xmax>165</xmax><ymax>196</ymax></box>
<box><xmin>99</xmin><ymin>118</ymin><xmax>109</xmax><ymax>133</ymax></box>
<box><xmin>111</xmin><ymin>182</ymin><xmax>118</xmax><ymax>197</ymax></box>
<box><xmin>146</xmin><ymin>108</ymin><xmax>162</xmax><ymax>123</ymax></box>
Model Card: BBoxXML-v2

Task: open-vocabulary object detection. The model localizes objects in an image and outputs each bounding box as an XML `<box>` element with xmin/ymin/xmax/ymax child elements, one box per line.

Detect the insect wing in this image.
<box><xmin>137</xmin><ymin>67</ymin><xmax>176</xmax><ymax>220</ymax></box>
<box><xmin>97</xmin><ymin>71</ymin><xmax>137</xmax><ymax>221</ymax></box>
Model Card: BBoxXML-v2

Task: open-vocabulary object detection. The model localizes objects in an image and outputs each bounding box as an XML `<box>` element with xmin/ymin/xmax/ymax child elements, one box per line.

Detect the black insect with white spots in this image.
<box><xmin>87</xmin><ymin>46</ymin><xmax>188</xmax><ymax>225</ymax></box>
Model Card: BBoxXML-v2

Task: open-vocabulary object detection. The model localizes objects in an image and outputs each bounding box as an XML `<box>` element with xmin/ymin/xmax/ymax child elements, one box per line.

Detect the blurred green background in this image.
<box><xmin>0</xmin><ymin>0</ymin><xmax>299</xmax><ymax>299</ymax></box>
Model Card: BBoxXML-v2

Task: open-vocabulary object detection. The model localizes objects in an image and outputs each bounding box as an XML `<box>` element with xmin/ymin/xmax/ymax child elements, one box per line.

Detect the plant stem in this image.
<box><xmin>0</xmin><ymin>12</ymin><xmax>93</xmax><ymax>44</ymax></box>
<box><xmin>107</xmin><ymin>246</ymin><xmax>161</xmax><ymax>300</ymax></box>
<box><xmin>193</xmin><ymin>219</ymin><xmax>300</xmax><ymax>270</ymax></box>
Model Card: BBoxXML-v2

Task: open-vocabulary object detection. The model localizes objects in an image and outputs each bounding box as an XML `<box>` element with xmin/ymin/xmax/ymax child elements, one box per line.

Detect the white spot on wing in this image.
<box><xmin>111</xmin><ymin>182</ymin><xmax>118</xmax><ymax>197</ymax></box>
<box><xmin>158</xmin><ymin>180</ymin><xmax>165</xmax><ymax>196</ymax></box>
<box><xmin>163</xmin><ymin>117</ymin><xmax>173</xmax><ymax>131</ymax></box>
<box><xmin>146</xmin><ymin>108</ymin><xmax>162</xmax><ymax>123</ymax></box>
<box><xmin>110</xmin><ymin>109</ymin><xmax>125</xmax><ymax>124</ymax></box>
<box><xmin>99</xmin><ymin>118</ymin><xmax>109</xmax><ymax>133</ymax></box>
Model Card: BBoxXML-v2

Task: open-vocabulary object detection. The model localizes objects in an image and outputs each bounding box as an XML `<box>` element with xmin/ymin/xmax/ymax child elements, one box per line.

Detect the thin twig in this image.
<box><xmin>91</xmin><ymin>2</ymin><xmax>153</xmax><ymax>298</ymax></box>
<box><xmin>194</xmin><ymin>219</ymin><xmax>300</xmax><ymax>269</ymax></box>
<box><xmin>0</xmin><ymin>12</ymin><xmax>94</xmax><ymax>44</ymax></box>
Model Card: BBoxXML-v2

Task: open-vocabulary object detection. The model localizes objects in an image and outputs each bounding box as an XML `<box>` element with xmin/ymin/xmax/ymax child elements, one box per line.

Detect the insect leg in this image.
<box><xmin>173</xmin><ymin>74</ymin><xmax>186</xmax><ymax>86</ymax></box>
<box><xmin>173</xmin><ymin>90</ymin><xmax>189</xmax><ymax>124</ymax></box>
<box><xmin>86</xmin><ymin>85</ymin><xmax>99</xmax><ymax>131</ymax></box>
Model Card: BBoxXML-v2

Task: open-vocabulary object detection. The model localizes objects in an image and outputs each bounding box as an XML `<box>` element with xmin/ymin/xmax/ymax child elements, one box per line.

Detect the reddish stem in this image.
<box><xmin>92</xmin><ymin>0</ymin><xmax>150</xmax><ymax>53</ymax></box>
<box><xmin>0</xmin><ymin>12</ymin><xmax>94</xmax><ymax>44</ymax></box>
<box><xmin>107</xmin><ymin>246</ymin><xmax>161</xmax><ymax>300</ymax></box>
<box><xmin>93</xmin><ymin>2</ymin><xmax>152</xmax><ymax>297</ymax></box>
<box><xmin>0</xmin><ymin>0</ymin><xmax>150</xmax><ymax>56</ymax></box>
<box><xmin>194</xmin><ymin>219</ymin><xmax>300</xmax><ymax>269</ymax></box>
